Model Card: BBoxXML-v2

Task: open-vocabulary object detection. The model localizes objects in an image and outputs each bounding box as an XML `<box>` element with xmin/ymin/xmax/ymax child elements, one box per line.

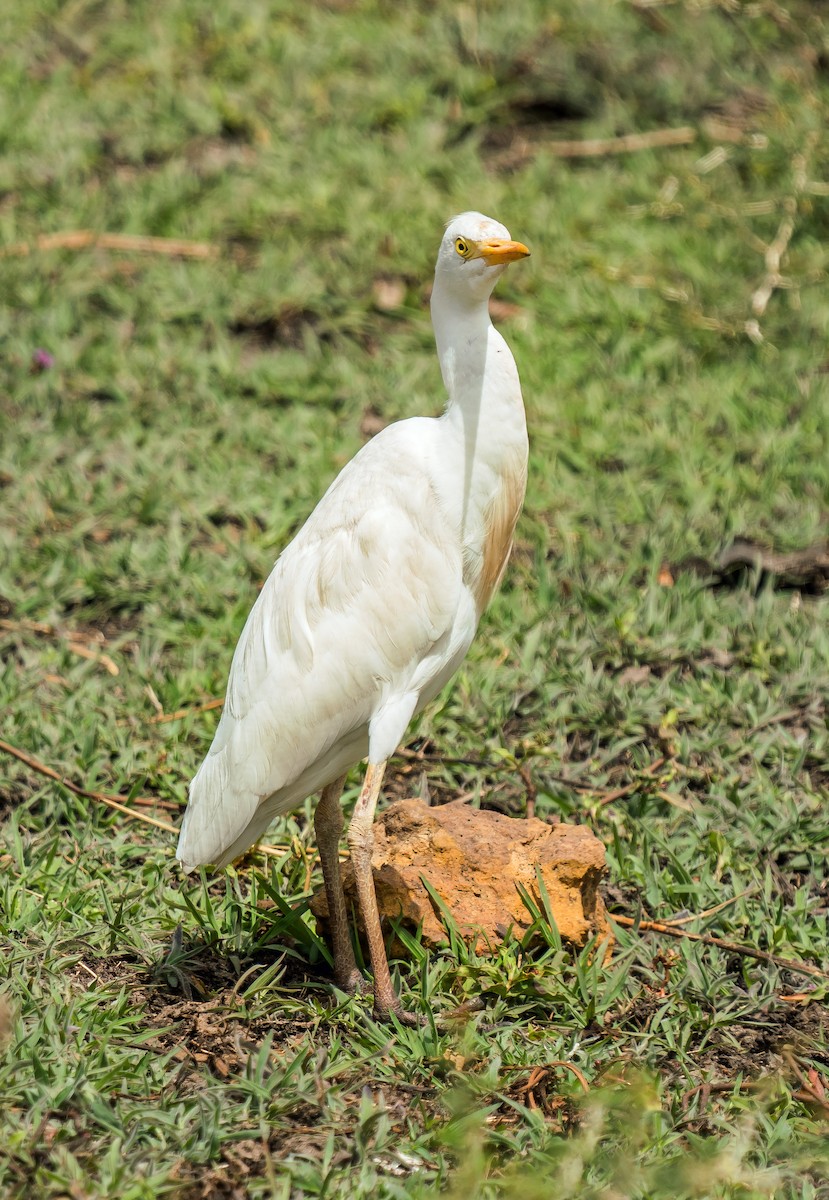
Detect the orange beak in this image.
<box><xmin>475</xmin><ymin>238</ymin><xmax>531</xmax><ymax>265</ymax></box>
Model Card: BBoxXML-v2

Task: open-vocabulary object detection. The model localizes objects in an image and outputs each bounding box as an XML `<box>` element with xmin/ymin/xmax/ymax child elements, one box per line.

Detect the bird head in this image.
<box><xmin>434</xmin><ymin>212</ymin><xmax>530</xmax><ymax>306</ymax></box>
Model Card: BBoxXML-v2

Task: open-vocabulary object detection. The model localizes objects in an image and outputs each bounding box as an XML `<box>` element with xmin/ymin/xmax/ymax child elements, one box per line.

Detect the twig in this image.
<box><xmin>751</xmin><ymin>147</ymin><xmax>810</xmax><ymax>317</ymax></box>
<box><xmin>501</xmin><ymin>1060</ymin><xmax>590</xmax><ymax>1092</ymax></box>
<box><xmin>518</xmin><ymin>764</ymin><xmax>537</xmax><ymax>821</ymax></box>
<box><xmin>751</xmin><ymin>210</ymin><xmax>795</xmax><ymax>316</ymax></box>
<box><xmin>0</xmin><ymin>617</ymin><xmax>120</xmax><ymax>675</ymax></box>
<box><xmin>782</xmin><ymin>1052</ymin><xmax>829</xmax><ymax>1118</ymax></box>
<box><xmin>63</xmin><ymin>642</ymin><xmax>119</xmax><ymax>676</ymax></box>
<box><xmin>659</xmin><ymin>888</ymin><xmax>754</xmax><ymax>927</ymax></box>
<box><xmin>0</xmin><ymin>616</ymin><xmax>54</xmax><ymax>635</ymax></box>
<box><xmin>76</xmin><ymin>960</ymin><xmax>101</xmax><ymax>984</ymax></box>
<box><xmin>597</xmin><ymin>757</ymin><xmax>667</xmax><ymax>806</ymax></box>
<box><xmin>747</xmin><ymin>708</ymin><xmax>803</xmax><ymax>737</ymax></box>
<box><xmin>0</xmin><ymin>737</ymin><xmax>290</xmax><ymax>860</ymax></box>
<box><xmin>47</xmin><ymin>20</ymin><xmax>92</xmax><ymax>66</ymax></box>
<box><xmin>611</xmin><ymin>912</ymin><xmax>829</xmax><ymax>981</ymax></box>
<box><xmin>149</xmin><ymin>698</ymin><xmax>225</xmax><ymax>724</ymax></box>
<box><xmin>365</xmin><ymin>1078</ymin><xmax>436</xmax><ymax>1095</ymax></box>
<box><xmin>546</xmin><ymin>126</ymin><xmax>696</xmax><ymax>158</ymax></box>
<box><xmin>0</xmin><ymin>231</ymin><xmax>217</xmax><ymax>260</ymax></box>
<box><xmin>397</xmin><ymin>745</ymin><xmax>483</xmax><ymax>769</ymax></box>
<box><xmin>681</xmin><ymin>1079</ymin><xmax>764</xmax><ymax>1109</ymax></box>
<box><xmin>792</xmin><ymin>1089</ymin><xmax>829</xmax><ymax>1117</ymax></box>
<box><xmin>0</xmin><ymin>737</ymin><xmax>177</xmax><ymax>831</ymax></box>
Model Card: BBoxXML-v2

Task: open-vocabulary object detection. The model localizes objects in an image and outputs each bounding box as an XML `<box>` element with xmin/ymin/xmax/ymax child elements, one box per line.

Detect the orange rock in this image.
<box><xmin>311</xmin><ymin>799</ymin><xmax>610</xmax><ymax>954</ymax></box>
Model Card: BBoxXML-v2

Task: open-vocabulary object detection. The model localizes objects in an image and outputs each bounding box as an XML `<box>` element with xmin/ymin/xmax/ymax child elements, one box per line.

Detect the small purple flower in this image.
<box><xmin>31</xmin><ymin>348</ymin><xmax>55</xmax><ymax>372</ymax></box>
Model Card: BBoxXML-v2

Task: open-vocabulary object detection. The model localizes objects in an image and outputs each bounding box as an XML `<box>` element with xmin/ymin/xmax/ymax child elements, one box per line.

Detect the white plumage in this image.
<box><xmin>178</xmin><ymin>212</ymin><xmax>530</xmax><ymax>1021</ymax></box>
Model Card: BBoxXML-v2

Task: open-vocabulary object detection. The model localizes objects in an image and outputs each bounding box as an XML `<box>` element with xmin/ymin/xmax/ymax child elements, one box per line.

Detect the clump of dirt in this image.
<box><xmin>229</xmin><ymin>305</ymin><xmax>327</xmax><ymax>350</ymax></box>
<box><xmin>698</xmin><ymin>1001</ymin><xmax>829</xmax><ymax>1078</ymax></box>
<box><xmin>621</xmin><ymin>985</ymin><xmax>829</xmax><ymax>1084</ymax></box>
<box><xmin>497</xmin><ymin>1063</ymin><xmax>582</xmax><ymax>1132</ymax></box>
<box><xmin>147</xmin><ymin>991</ymin><xmax>314</xmax><ymax>1089</ymax></box>
<box><xmin>673</xmin><ymin>536</ymin><xmax>829</xmax><ymax>595</ymax></box>
<box><xmin>311</xmin><ymin>798</ymin><xmax>609</xmax><ymax>955</ymax></box>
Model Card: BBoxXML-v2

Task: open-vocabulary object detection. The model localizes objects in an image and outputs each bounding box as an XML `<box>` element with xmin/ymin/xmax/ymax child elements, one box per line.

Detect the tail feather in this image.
<box><xmin>176</xmin><ymin>749</ymin><xmax>261</xmax><ymax>872</ymax></box>
<box><xmin>177</xmin><ymin>728</ymin><xmax>371</xmax><ymax>872</ymax></box>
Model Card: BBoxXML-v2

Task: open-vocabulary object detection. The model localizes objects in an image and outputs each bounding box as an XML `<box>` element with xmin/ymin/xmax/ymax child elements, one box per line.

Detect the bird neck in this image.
<box><xmin>432</xmin><ymin>287</ymin><xmax>491</xmax><ymax>403</ymax></box>
<box><xmin>431</xmin><ymin>283</ymin><xmax>526</xmax><ymax>454</ymax></box>
<box><xmin>430</xmin><ymin>280</ymin><xmax>528</xmax><ymax>559</ymax></box>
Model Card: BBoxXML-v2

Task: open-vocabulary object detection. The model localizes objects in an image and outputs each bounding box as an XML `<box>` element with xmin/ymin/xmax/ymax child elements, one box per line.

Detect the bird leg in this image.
<box><xmin>347</xmin><ymin>760</ymin><xmax>416</xmax><ymax>1023</ymax></box>
<box><xmin>314</xmin><ymin>775</ymin><xmax>364</xmax><ymax>995</ymax></box>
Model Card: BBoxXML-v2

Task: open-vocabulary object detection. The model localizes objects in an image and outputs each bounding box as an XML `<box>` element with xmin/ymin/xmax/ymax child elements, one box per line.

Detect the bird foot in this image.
<box><xmin>372</xmin><ymin>1002</ymin><xmax>423</xmax><ymax>1027</ymax></box>
<box><xmin>336</xmin><ymin>967</ymin><xmax>368</xmax><ymax>996</ymax></box>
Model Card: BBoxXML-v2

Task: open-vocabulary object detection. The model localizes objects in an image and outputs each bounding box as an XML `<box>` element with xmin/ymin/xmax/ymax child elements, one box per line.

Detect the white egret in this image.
<box><xmin>177</xmin><ymin>212</ymin><xmax>531</xmax><ymax>1021</ymax></box>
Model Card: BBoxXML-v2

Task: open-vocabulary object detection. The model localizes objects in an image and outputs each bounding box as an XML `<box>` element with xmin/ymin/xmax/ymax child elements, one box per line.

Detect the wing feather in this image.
<box><xmin>177</xmin><ymin>421</ymin><xmax>461</xmax><ymax>869</ymax></box>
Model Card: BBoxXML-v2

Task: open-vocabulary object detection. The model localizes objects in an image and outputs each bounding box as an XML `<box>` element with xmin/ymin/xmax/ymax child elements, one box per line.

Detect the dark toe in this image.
<box><xmin>336</xmin><ymin>968</ymin><xmax>368</xmax><ymax>996</ymax></box>
<box><xmin>372</xmin><ymin>1004</ymin><xmax>423</xmax><ymax>1027</ymax></box>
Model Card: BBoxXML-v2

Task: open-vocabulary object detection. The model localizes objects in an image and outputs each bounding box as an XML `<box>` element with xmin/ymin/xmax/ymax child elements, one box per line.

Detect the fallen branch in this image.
<box><xmin>0</xmin><ymin>737</ymin><xmax>177</xmax><ymax>832</ymax></box>
<box><xmin>0</xmin><ymin>737</ymin><xmax>290</xmax><ymax>861</ymax></box>
<box><xmin>546</xmin><ymin>126</ymin><xmax>696</xmax><ymax>158</ymax></box>
<box><xmin>783</xmin><ymin>1052</ymin><xmax>829</xmax><ymax>1117</ymax></box>
<box><xmin>596</xmin><ymin>756</ymin><xmax>667</xmax><ymax>807</ymax></box>
<box><xmin>680</xmin><ymin>1079</ymin><xmax>765</xmax><ymax>1111</ymax></box>
<box><xmin>659</xmin><ymin>888</ymin><xmax>754</xmax><ymax>927</ymax></box>
<box><xmin>501</xmin><ymin>1059</ymin><xmax>590</xmax><ymax>1093</ymax></box>
<box><xmin>1</xmin><ymin>231</ymin><xmax>217</xmax><ymax>260</ymax></box>
<box><xmin>150</xmin><ymin>698</ymin><xmax>225</xmax><ymax>724</ymax></box>
<box><xmin>611</xmin><ymin>912</ymin><xmax>829</xmax><ymax>981</ymax></box>
<box><xmin>64</xmin><ymin>642</ymin><xmax>120</xmax><ymax>676</ymax></box>
<box><xmin>517</xmin><ymin>763</ymin><xmax>537</xmax><ymax>821</ymax></box>
<box><xmin>751</xmin><ymin>145</ymin><xmax>811</xmax><ymax>318</ymax></box>
<box><xmin>747</xmin><ymin>708</ymin><xmax>804</xmax><ymax>737</ymax></box>
<box><xmin>0</xmin><ymin>617</ymin><xmax>120</xmax><ymax>676</ymax></box>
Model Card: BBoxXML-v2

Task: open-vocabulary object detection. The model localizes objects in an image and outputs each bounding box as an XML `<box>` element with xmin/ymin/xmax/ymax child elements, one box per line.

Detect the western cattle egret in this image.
<box><xmin>177</xmin><ymin>212</ymin><xmax>530</xmax><ymax>1022</ymax></box>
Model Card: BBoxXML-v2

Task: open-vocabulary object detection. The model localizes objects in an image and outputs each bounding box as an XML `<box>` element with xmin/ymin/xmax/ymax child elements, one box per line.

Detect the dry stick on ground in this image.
<box><xmin>150</xmin><ymin>698</ymin><xmax>226</xmax><ymax>724</ymax></box>
<box><xmin>751</xmin><ymin>203</ymin><xmax>796</xmax><ymax>317</ymax></box>
<box><xmin>746</xmin><ymin>708</ymin><xmax>804</xmax><ymax>737</ymax></box>
<box><xmin>0</xmin><ymin>617</ymin><xmax>120</xmax><ymax>676</ymax></box>
<box><xmin>611</xmin><ymin>912</ymin><xmax>829</xmax><ymax>982</ymax></box>
<box><xmin>0</xmin><ymin>231</ymin><xmax>218</xmax><ymax>260</ymax></box>
<box><xmin>0</xmin><ymin>737</ymin><xmax>178</xmax><ymax>831</ymax></box>
<box><xmin>65</xmin><ymin>643</ymin><xmax>120</xmax><ymax>676</ymax></box>
<box><xmin>783</xmin><ymin>1051</ymin><xmax>829</xmax><ymax>1117</ymax></box>
<box><xmin>751</xmin><ymin>144</ymin><xmax>813</xmax><ymax>317</ymax></box>
<box><xmin>547</xmin><ymin>126</ymin><xmax>696</xmax><ymax>158</ymax></box>
<box><xmin>496</xmin><ymin>125</ymin><xmax>699</xmax><ymax>171</ymax></box>
<box><xmin>596</xmin><ymin>756</ymin><xmax>667</xmax><ymax>807</ymax></box>
<box><xmin>501</xmin><ymin>1060</ymin><xmax>590</xmax><ymax>1093</ymax></box>
<box><xmin>681</xmin><ymin>1079</ymin><xmax>767</xmax><ymax>1111</ymax></box>
<box><xmin>0</xmin><ymin>737</ymin><xmax>292</xmax><ymax>858</ymax></box>
<box><xmin>659</xmin><ymin>888</ymin><xmax>754</xmax><ymax>927</ymax></box>
<box><xmin>518</xmin><ymin>764</ymin><xmax>537</xmax><ymax>821</ymax></box>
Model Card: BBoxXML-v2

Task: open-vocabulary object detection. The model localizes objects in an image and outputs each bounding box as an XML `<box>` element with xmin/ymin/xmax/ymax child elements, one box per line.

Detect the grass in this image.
<box><xmin>2</xmin><ymin>0</ymin><xmax>829</xmax><ymax>1195</ymax></box>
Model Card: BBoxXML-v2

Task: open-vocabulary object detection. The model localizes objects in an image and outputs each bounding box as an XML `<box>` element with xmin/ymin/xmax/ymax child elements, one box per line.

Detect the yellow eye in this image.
<box><xmin>454</xmin><ymin>237</ymin><xmax>471</xmax><ymax>259</ymax></box>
